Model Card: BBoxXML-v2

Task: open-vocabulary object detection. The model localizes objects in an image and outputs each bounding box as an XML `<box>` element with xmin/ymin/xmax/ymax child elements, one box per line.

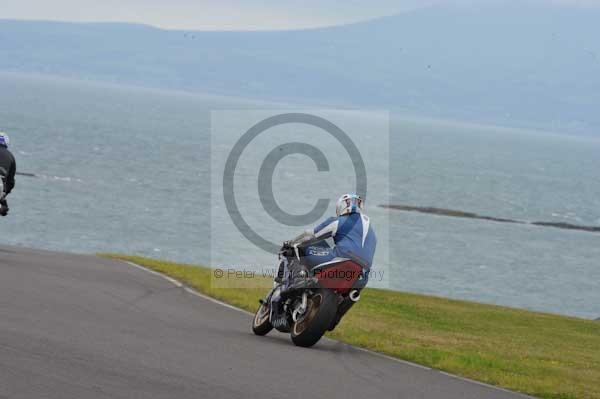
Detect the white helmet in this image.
<box><xmin>0</xmin><ymin>132</ymin><xmax>9</xmax><ymax>148</ymax></box>
<box><xmin>336</xmin><ymin>193</ymin><xmax>364</xmax><ymax>216</ymax></box>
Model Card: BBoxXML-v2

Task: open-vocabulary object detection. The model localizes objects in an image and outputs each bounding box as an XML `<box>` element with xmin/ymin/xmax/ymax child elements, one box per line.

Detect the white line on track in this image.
<box><xmin>124</xmin><ymin>261</ymin><xmax>251</xmax><ymax>315</ymax></box>
<box><xmin>121</xmin><ymin>259</ymin><xmax>532</xmax><ymax>398</ymax></box>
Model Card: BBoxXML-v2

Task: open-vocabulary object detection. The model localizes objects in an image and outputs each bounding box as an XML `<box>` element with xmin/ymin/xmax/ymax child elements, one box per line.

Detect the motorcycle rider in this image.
<box><xmin>271</xmin><ymin>193</ymin><xmax>376</xmax><ymax>331</ymax></box>
<box><xmin>280</xmin><ymin>193</ymin><xmax>377</xmax><ymax>288</ymax></box>
<box><xmin>0</xmin><ymin>132</ymin><xmax>16</xmax><ymax>217</ymax></box>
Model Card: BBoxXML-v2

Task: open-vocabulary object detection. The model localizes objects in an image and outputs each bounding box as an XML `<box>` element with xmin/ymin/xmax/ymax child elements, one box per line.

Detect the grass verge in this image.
<box><xmin>101</xmin><ymin>254</ymin><xmax>599</xmax><ymax>399</ymax></box>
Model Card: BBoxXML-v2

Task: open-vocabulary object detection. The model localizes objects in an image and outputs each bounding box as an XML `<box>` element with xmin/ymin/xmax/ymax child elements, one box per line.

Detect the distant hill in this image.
<box><xmin>1</xmin><ymin>3</ymin><xmax>600</xmax><ymax>135</ymax></box>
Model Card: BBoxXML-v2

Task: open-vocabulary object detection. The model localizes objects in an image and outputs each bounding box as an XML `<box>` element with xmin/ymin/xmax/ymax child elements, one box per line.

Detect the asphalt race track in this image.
<box><xmin>0</xmin><ymin>245</ymin><xmax>531</xmax><ymax>399</ymax></box>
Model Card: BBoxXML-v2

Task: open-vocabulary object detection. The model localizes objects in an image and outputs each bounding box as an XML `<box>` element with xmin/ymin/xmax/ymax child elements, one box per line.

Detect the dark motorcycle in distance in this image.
<box><xmin>0</xmin><ymin>177</ymin><xmax>7</xmax><ymax>217</ymax></box>
<box><xmin>252</xmin><ymin>241</ymin><xmax>367</xmax><ymax>347</ymax></box>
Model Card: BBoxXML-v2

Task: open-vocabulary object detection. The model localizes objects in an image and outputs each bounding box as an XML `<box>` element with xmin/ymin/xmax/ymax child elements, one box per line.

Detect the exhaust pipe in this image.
<box><xmin>349</xmin><ymin>289</ymin><xmax>361</xmax><ymax>302</ymax></box>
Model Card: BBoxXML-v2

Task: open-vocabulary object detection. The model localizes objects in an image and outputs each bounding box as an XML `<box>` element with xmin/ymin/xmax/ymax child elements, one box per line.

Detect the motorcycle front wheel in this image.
<box><xmin>252</xmin><ymin>301</ymin><xmax>273</xmax><ymax>336</ymax></box>
<box><xmin>290</xmin><ymin>289</ymin><xmax>337</xmax><ymax>348</ymax></box>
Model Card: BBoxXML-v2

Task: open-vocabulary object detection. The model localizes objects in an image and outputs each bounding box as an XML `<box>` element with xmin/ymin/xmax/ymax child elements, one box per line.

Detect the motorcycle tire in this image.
<box><xmin>290</xmin><ymin>289</ymin><xmax>337</xmax><ymax>348</ymax></box>
<box><xmin>252</xmin><ymin>302</ymin><xmax>273</xmax><ymax>336</ymax></box>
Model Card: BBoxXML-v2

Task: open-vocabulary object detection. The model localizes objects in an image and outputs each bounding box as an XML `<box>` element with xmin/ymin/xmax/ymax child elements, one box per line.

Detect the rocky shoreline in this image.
<box><xmin>381</xmin><ymin>204</ymin><xmax>600</xmax><ymax>234</ymax></box>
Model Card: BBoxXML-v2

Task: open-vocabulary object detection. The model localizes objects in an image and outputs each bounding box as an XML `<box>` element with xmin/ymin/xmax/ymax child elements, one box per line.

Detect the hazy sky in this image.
<box><xmin>2</xmin><ymin>0</ymin><xmax>599</xmax><ymax>30</ymax></box>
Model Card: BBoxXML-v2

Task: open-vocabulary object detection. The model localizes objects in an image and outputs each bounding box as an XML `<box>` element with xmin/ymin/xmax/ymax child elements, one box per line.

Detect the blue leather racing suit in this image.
<box><xmin>303</xmin><ymin>212</ymin><xmax>376</xmax><ymax>272</ymax></box>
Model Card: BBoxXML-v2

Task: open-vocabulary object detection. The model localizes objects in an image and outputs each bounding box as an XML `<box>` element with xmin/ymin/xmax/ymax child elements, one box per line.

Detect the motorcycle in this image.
<box><xmin>252</xmin><ymin>240</ymin><xmax>367</xmax><ymax>347</ymax></box>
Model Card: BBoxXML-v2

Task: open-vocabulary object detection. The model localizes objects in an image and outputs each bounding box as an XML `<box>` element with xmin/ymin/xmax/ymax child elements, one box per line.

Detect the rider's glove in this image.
<box><xmin>280</xmin><ymin>241</ymin><xmax>295</xmax><ymax>258</ymax></box>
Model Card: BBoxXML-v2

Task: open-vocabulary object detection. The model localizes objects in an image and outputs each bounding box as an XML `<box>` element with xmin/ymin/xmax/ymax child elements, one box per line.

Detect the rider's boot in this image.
<box><xmin>281</xmin><ymin>260</ymin><xmax>318</xmax><ymax>296</ymax></box>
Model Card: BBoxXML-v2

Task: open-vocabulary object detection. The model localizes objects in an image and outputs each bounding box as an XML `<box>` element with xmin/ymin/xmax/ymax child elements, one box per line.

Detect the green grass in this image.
<box><xmin>101</xmin><ymin>254</ymin><xmax>600</xmax><ymax>399</ymax></box>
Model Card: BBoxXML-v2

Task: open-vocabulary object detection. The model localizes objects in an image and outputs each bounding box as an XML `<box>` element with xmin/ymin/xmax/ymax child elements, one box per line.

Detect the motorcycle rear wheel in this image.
<box><xmin>290</xmin><ymin>289</ymin><xmax>337</xmax><ymax>348</ymax></box>
<box><xmin>252</xmin><ymin>302</ymin><xmax>273</xmax><ymax>336</ymax></box>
